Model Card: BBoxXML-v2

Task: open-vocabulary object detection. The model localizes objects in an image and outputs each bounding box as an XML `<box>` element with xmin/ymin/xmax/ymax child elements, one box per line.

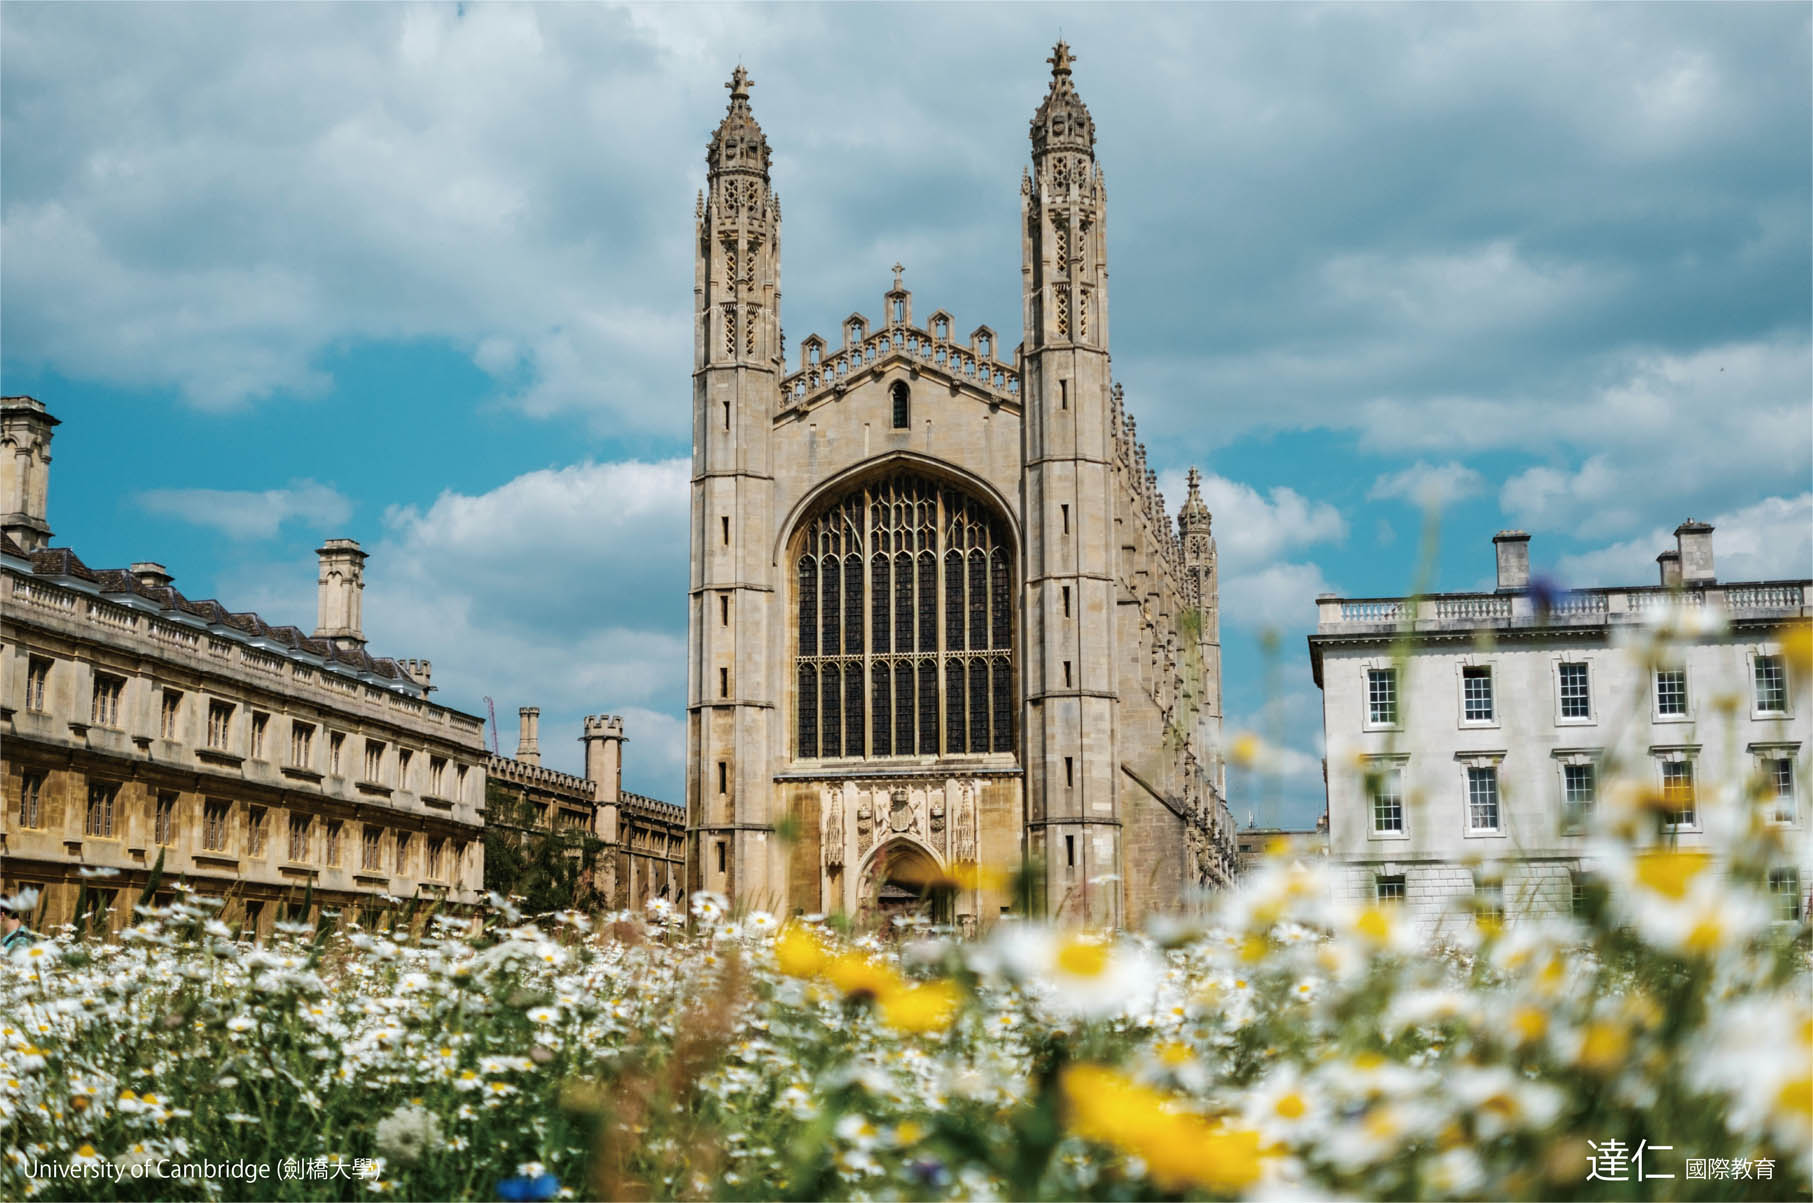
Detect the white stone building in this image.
<box><xmin>1309</xmin><ymin>524</ymin><xmax>1811</xmax><ymax>931</ymax></box>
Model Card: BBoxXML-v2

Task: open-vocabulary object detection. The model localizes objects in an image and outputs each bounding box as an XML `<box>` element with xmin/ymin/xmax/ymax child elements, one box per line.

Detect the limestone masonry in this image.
<box><xmin>1310</xmin><ymin>525</ymin><xmax>1811</xmax><ymax>933</ymax></box>
<box><xmin>685</xmin><ymin>47</ymin><xmax>1237</xmax><ymax>927</ymax></box>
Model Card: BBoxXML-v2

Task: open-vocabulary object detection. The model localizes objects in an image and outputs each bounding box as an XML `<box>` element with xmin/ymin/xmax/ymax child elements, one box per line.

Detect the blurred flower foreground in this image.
<box><xmin>4</xmin><ymin>636</ymin><xmax>1810</xmax><ymax>1201</ymax></box>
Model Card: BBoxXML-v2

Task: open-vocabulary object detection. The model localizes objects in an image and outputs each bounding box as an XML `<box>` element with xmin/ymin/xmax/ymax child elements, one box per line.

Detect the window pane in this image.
<box><xmin>1368</xmin><ymin>668</ymin><xmax>1398</xmax><ymax>725</ymax></box>
<box><xmin>1369</xmin><ymin>765</ymin><xmax>1403</xmax><ymax>833</ymax></box>
<box><xmin>1756</xmin><ymin>655</ymin><xmax>1787</xmax><ymax>712</ymax></box>
<box><xmin>1662</xmin><ymin>760</ymin><xmax>1695</xmax><ymax>826</ymax></box>
<box><xmin>1559</xmin><ymin>662</ymin><xmax>1590</xmax><ymax>718</ymax></box>
<box><xmin>992</xmin><ymin>658</ymin><xmax>1013</xmax><ymax>753</ymax></box>
<box><xmin>822</xmin><ymin>561</ymin><xmax>841</xmax><ymax>659</ymax></box>
<box><xmin>872</xmin><ymin>663</ymin><xmax>892</xmax><ymax>757</ymax></box>
<box><xmin>895</xmin><ymin>662</ymin><xmax>914</xmax><ymax>753</ymax></box>
<box><xmin>794</xmin><ymin>473</ymin><xmax>1013</xmax><ymax>760</ymax></box>
<box><xmin>1462</xmin><ymin>667</ymin><xmax>1493</xmax><ymax>721</ymax></box>
<box><xmin>1467</xmin><ymin>766</ymin><xmax>1500</xmax><ymax>830</ymax></box>
<box><xmin>797</xmin><ymin>559</ymin><xmax>817</xmax><ymax>656</ymax></box>
<box><xmin>968</xmin><ymin>551</ymin><xmax>987</xmax><ymax>651</ymax></box>
<box><xmin>871</xmin><ymin>555</ymin><xmax>891</xmax><ymax>653</ymax></box>
<box><xmin>796</xmin><ymin>664</ymin><xmax>817</xmax><ymax>758</ymax></box>
<box><xmin>945</xmin><ymin>660</ymin><xmax>966</xmax><ymax>753</ymax></box>
<box><xmin>918</xmin><ymin>661</ymin><xmax>938</xmax><ymax>755</ymax></box>
<box><xmin>918</xmin><ymin>554</ymin><xmax>937</xmax><ymax>651</ymax></box>
<box><xmin>968</xmin><ymin>658</ymin><xmax>990</xmax><ymax>754</ymax></box>
<box><xmin>990</xmin><ymin>550</ymin><xmax>1011</xmax><ymax>649</ymax></box>
<box><xmin>844</xmin><ymin>667</ymin><xmax>865</xmax><ymax>757</ymax></box>
<box><xmin>895</xmin><ymin>553</ymin><xmax>914</xmax><ymax>654</ymax></box>
<box><xmin>945</xmin><ymin>549</ymin><xmax>965</xmax><ymax>653</ymax></box>
<box><xmin>844</xmin><ymin>556</ymin><xmax>863</xmax><ymax>655</ymax></box>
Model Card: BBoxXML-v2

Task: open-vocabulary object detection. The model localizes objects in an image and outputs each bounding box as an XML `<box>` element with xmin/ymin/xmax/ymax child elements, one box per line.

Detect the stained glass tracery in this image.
<box><xmin>794</xmin><ymin>473</ymin><xmax>1014</xmax><ymax>759</ymax></box>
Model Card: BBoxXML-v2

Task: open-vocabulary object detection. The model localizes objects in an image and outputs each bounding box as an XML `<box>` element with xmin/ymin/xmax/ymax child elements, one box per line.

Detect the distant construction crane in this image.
<box><xmin>482</xmin><ymin>696</ymin><xmax>500</xmax><ymax>755</ymax></box>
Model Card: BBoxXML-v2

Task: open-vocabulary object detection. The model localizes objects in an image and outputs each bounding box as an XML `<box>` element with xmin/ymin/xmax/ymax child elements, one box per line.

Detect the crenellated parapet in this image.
<box><xmin>779</xmin><ymin>284</ymin><xmax>1020</xmax><ymax>411</ymax></box>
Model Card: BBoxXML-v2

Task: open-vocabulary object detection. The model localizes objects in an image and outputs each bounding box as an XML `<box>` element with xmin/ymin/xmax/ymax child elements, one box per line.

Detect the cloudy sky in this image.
<box><xmin>4</xmin><ymin>3</ymin><xmax>1808</xmax><ymax>827</ymax></box>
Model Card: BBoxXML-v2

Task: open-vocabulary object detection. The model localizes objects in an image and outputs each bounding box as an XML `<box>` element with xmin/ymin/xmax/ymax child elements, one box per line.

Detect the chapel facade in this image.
<box><xmin>685</xmin><ymin>46</ymin><xmax>1237</xmax><ymax>927</ymax></box>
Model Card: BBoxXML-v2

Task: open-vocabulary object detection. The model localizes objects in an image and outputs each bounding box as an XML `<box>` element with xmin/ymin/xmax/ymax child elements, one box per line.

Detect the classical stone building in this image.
<box><xmin>686</xmin><ymin>47</ymin><xmax>1236</xmax><ymax>928</ymax></box>
<box><xmin>1310</xmin><ymin>524</ymin><xmax>1811</xmax><ymax>932</ymax></box>
<box><xmin>0</xmin><ymin>397</ymin><xmax>489</xmax><ymax>935</ymax></box>
<box><xmin>486</xmin><ymin>707</ymin><xmax>685</xmax><ymax>910</ymax></box>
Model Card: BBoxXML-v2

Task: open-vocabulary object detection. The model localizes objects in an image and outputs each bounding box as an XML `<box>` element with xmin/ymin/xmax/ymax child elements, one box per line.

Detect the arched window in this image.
<box><xmin>794</xmin><ymin>472</ymin><xmax>1014</xmax><ymax>759</ymax></box>
<box><xmin>890</xmin><ymin>382</ymin><xmax>910</xmax><ymax>429</ymax></box>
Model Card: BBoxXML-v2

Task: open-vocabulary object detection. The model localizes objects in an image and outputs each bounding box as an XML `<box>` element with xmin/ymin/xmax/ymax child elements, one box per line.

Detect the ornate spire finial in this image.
<box><xmin>708</xmin><ymin>63</ymin><xmax>769</xmax><ymax>177</ymax></box>
<box><xmin>1179</xmin><ymin>465</ymin><xmax>1212</xmax><ymax>532</ymax></box>
<box><xmin>891</xmin><ymin>261</ymin><xmax>904</xmax><ymax>290</ymax></box>
<box><xmin>1031</xmin><ymin>39</ymin><xmax>1094</xmax><ymax>158</ymax></box>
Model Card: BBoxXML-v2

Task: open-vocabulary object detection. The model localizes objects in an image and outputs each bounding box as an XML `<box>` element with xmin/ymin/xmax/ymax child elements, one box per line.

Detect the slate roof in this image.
<box><xmin>16</xmin><ymin>544</ymin><xmax>422</xmax><ymax>689</ymax></box>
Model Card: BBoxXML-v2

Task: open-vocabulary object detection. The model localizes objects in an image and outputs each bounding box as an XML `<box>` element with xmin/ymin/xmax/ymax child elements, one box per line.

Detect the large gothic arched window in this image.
<box><xmin>794</xmin><ymin>472</ymin><xmax>1014</xmax><ymax>760</ymax></box>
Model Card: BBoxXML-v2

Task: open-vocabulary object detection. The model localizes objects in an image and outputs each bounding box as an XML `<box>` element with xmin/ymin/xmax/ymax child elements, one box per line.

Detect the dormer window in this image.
<box><xmin>849</xmin><ymin>319</ymin><xmax>865</xmax><ymax>343</ymax></box>
<box><xmin>809</xmin><ymin>343</ymin><xmax>820</xmax><ymax>365</ymax></box>
<box><xmin>935</xmin><ymin>318</ymin><xmax>949</xmax><ymax>340</ymax></box>
<box><xmin>892</xmin><ymin>297</ymin><xmax>904</xmax><ymax>323</ymax></box>
<box><xmin>979</xmin><ymin>334</ymin><xmax>992</xmax><ymax>358</ymax></box>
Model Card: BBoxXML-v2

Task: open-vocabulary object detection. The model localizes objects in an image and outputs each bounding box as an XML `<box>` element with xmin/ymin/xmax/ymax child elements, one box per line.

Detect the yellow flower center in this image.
<box><xmin>1579</xmin><ymin>1022</ymin><xmax>1629</xmax><ymax>1071</ymax></box>
<box><xmin>1512</xmin><ymin>1007</ymin><xmax>1548</xmax><ymax>1043</ymax></box>
<box><xmin>1633</xmin><ymin>850</ymin><xmax>1710</xmax><ymax>900</ymax></box>
<box><xmin>1056</xmin><ymin>938</ymin><xmax>1110</xmax><ymax>978</ymax></box>
<box><xmin>1778</xmin><ymin>1075</ymin><xmax>1812</xmax><ymax>1121</ymax></box>
<box><xmin>1355</xmin><ymin>907</ymin><xmax>1392</xmax><ymax>943</ymax></box>
<box><xmin>1274</xmin><ymin>1091</ymin><xmax>1306</xmax><ymax>1119</ymax></box>
<box><xmin>877</xmin><ymin>980</ymin><xmax>962</xmax><ymax>1035</ymax></box>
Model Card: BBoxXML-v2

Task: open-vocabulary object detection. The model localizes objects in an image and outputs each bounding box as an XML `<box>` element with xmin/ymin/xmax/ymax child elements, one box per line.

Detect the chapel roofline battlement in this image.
<box><xmin>780</xmin><ymin>273</ymin><xmax>1020</xmax><ymax>412</ymax></box>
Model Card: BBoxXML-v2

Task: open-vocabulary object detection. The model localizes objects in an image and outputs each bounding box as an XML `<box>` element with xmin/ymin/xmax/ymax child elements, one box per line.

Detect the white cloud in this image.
<box><xmin>135</xmin><ymin>479</ymin><xmax>351</xmax><ymax>539</ymax></box>
<box><xmin>1221</xmin><ymin>561</ymin><xmax>1337</xmax><ymax>634</ymax></box>
<box><xmin>1368</xmin><ymin>460</ymin><xmax>1485</xmax><ymax>509</ymax></box>
<box><xmin>1552</xmin><ymin>493</ymin><xmax>1813</xmax><ymax>588</ymax></box>
<box><xmin>1156</xmin><ymin>469</ymin><xmax>1347</xmax><ymax>567</ymax></box>
<box><xmin>216</xmin><ymin>457</ymin><xmax>693</xmax><ymax>797</ymax></box>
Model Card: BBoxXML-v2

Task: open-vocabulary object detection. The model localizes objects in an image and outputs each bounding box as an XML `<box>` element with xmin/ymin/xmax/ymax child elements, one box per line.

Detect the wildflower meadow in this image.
<box><xmin>4</xmin><ymin>621</ymin><xmax>1809</xmax><ymax>1202</ymax></box>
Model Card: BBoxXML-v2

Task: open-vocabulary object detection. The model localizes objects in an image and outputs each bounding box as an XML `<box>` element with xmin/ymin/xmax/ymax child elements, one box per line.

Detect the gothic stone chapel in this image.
<box><xmin>686</xmin><ymin>45</ymin><xmax>1237</xmax><ymax>928</ymax></box>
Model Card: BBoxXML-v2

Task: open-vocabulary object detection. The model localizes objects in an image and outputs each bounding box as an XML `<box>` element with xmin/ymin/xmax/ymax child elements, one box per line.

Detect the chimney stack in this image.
<box><xmin>1492</xmin><ymin>530</ymin><xmax>1531</xmax><ymax>592</ymax></box>
<box><xmin>399</xmin><ymin>658</ymin><xmax>433</xmax><ymax>697</ymax></box>
<box><xmin>582</xmin><ymin>714</ymin><xmax>626</xmax><ymax>843</ymax></box>
<box><xmin>314</xmin><ymin>539</ymin><xmax>368</xmax><ymax>649</ymax></box>
<box><xmin>1</xmin><ymin>397</ymin><xmax>58</xmax><ymax>553</ymax></box>
<box><xmin>1657</xmin><ymin>550</ymin><xmax>1683</xmax><ymax>588</ymax></box>
<box><xmin>130</xmin><ymin>562</ymin><xmax>173</xmax><ymax>590</ymax></box>
<box><xmin>1674</xmin><ymin>519</ymin><xmax>1715</xmax><ymax>585</ymax></box>
<box><xmin>516</xmin><ymin>706</ymin><xmax>541</xmax><ymax>766</ymax></box>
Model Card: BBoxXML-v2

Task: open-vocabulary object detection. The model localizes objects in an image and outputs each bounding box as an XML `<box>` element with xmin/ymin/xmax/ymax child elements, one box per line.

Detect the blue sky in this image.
<box><xmin>4</xmin><ymin>3</ymin><xmax>1809</xmax><ymax>826</ymax></box>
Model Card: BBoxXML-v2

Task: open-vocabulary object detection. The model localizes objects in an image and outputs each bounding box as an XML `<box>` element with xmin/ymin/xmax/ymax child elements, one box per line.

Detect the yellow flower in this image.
<box><xmin>773</xmin><ymin>925</ymin><xmax>830</xmax><ymax>979</ymax></box>
<box><xmin>1157</xmin><ymin>1042</ymin><xmax>1195</xmax><ymax>1067</ymax></box>
<box><xmin>1511</xmin><ymin>1007</ymin><xmax>1548</xmax><ymax>1045</ymax></box>
<box><xmin>1061</xmin><ymin>1064</ymin><xmax>1269</xmax><ymax>1193</ymax></box>
<box><xmin>1056</xmin><ymin>936</ymin><xmax>1110</xmax><ymax>978</ymax></box>
<box><xmin>1632</xmin><ymin>850</ymin><xmax>1710</xmax><ymax>900</ymax></box>
<box><xmin>1777</xmin><ymin>1075</ymin><xmax>1812</xmax><ymax>1125</ymax></box>
<box><xmin>1779</xmin><ymin>621</ymin><xmax>1813</xmax><ymax>678</ymax></box>
<box><xmin>877</xmin><ymin>980</ymin><xmax>962</xmax><ymax>1035</ymax></box>
<box><xmin>1578</xmin><ymin>1022</ymin><xmax>1630</xmax><ymax>1073</ymax></box>
<box><xmin>824</xmin><ymin>952</ymin><xmax>901</xmax><ymax>1001</ymax></box>
<box><xmin>1231</xmin><ymin>732</ymin><xmax>1262</xmax><ymax>768</ymax></box>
